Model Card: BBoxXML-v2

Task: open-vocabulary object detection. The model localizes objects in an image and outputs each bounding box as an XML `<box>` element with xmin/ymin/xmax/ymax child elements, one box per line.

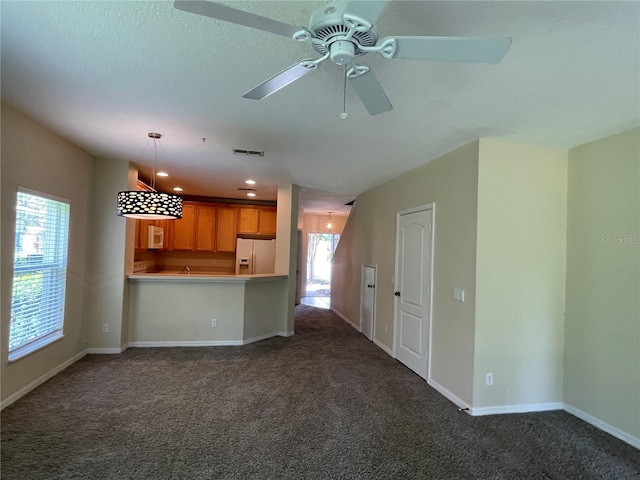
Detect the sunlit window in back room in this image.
<box><xmin>304</xmin><ymin>232</ymin><xmax>340</xmax><ymax>309</ymax></box>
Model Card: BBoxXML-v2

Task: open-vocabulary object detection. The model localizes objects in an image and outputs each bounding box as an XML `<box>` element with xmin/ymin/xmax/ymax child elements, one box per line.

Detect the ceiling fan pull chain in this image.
<box><xmin>341</xmin><ymin>65</ymin><xmax>348</xmax><ymax>119</ymax></box>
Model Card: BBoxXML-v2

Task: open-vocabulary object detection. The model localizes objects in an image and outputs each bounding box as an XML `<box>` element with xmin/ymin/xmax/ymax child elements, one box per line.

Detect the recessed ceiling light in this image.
<box><xmin>157</xmin><ymin>171</ymin><xmax>169</xmax><ymax>177</ymax></box>
<box><xmin>245</xmin><ymin>179</ymin><xmax>256</xmax><ymax>185</ymax></box>
<box><xmin>173</xmin><ymin>187</ymin><xmax>184</xmax><ymax>192</ymax></box>
<box><xmin>246</xmin><ymin>192</ymin><xmax>256</xmax><ymax>197</ymax></box>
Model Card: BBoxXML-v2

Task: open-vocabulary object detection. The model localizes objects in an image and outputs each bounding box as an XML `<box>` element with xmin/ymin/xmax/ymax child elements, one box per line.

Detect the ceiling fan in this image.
<box><xmin>174</xmin><ymin>0</ymin><xmax>512</xmax><ymax>115</ymax></box>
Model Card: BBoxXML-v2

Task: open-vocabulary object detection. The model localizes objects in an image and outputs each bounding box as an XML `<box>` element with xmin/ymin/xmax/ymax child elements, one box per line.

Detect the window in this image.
<box><xmin>9</xmin><ymin>188</ymin><xmax>70</xmax><ymax>361</ymax></box>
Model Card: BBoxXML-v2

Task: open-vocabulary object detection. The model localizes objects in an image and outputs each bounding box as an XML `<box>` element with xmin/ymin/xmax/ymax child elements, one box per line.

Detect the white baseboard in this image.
<box><xmin>128</xmin><ymin>340</ymin><xmax>244</xmax><ymax>347</ymax></box>
<box><xmin>331</xmin><ymin>307</ymin><xmax>360</xmax><ymax>331</ymax></box>
<box><xmin>330</xmin><ymin>308</ymin><xmax>395</xmax><ymax>358</ymax></box>
<box><xmin>1</xmin><ymin>349</ymin><xmax>87</xmax><ymax>410</ymax></box>
<box><xmin>373</xmin><ymin>338</ymin><xmax>394</xmax><ymax>357</ymax></box>
<box><xmin>563</xmin><ymin>403</ymin><xmax>640</xmax><ymax>449</ymax></box>
<box><xmin>277</xmin><ymin>330</ymin><xmax>295</xmax><ymax>338</ymax></box>
<box><xmin>470</xmin><ymin>402</ymin><xmax>563</xmax><ymax>416</ymax></box>
<box><xmin>86</xmin><ymin>344</ymin><xmax>128</xmax><ymax>354</ymax></box>
<box><xmin>427</xmin><ymin>378</ymin><xmax>471</xmax><ymax>412</ymax></box>
<box><xmin>243</xmin><ymin>330</ymin><xmax>293</xmax><ymax>345</ymax></box>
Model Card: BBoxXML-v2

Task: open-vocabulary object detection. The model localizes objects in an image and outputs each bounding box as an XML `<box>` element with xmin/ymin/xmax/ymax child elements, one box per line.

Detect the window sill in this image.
<box><xmin>8</xmin><ymin>332</ymin><xmax>64</xmax><ymax>363</ymax></box>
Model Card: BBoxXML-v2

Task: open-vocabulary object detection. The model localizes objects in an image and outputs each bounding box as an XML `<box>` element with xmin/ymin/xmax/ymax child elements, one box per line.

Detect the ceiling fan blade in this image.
<box><xmin>243</xmin><ymin>62</ymin><xmax>316</xmax><ymax>100</ymax></box>
<box><xmin>348</xmin><ymin>69</ymin><xmax>392</xmax><ymax>116</ymax></box>
<box><xmin>386</xmin><ymin>36</ymin><xmax>512</xmax><ymax>64</ymax></box>
<box><xmin>174</xmin><ymin>0</ymin><xmax>301</xmax><ymax>38</ymax></box>
<box><xmin>344</xmin><ymin>0</ymin><xmax>392</xmax><ymax>25</ymax></box>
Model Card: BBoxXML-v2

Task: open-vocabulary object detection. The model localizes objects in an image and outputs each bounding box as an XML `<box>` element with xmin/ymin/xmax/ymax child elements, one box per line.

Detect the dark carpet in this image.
<box><xmin>1</xmin><ymin>304</ymin><xmax>639</xmax><ymax>479</ymax></box>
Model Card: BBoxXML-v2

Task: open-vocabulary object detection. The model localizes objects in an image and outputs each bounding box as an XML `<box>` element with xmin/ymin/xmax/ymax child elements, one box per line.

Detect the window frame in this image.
<box><xmin>8</xmin><ymin>187</ymin><xmax>71</xmax><ymax>362</ymax></box>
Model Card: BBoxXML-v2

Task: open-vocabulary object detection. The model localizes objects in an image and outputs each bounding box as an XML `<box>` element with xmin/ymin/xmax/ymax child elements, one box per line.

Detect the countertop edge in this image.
<box><xmin>127</xmin><ymin>273</ymin><xmax>288</xmax><ymax>283</ymax></box>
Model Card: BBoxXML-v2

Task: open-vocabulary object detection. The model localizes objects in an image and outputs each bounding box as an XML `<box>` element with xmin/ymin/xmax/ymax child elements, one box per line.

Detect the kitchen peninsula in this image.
<box><xmin>123</xmin><ymin>184</ymin><xmax>301</xmax><ymax>349</ymax></box>
<box><xmin>127</xmin><ymin>273</ymin><xmax>290</xmax><ymax>346</ymax></box>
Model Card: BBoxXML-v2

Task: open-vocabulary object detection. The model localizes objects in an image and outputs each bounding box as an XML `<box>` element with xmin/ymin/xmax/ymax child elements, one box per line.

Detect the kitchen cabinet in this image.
<box><xmin>136</xmin><ymin>219</ymin><xmax>168</xmax><ymax>251</ymax></box>
<box><xmin>238</xmin><ymin>208</ymin><xmax>259</xmax><ymax>234</ymax></box>
<box><xmin>195</xmin><ymin>205</ymin><xmax>216</xmax><ymax>251</ymax></box>
<box><xmin>237</xmin><ymin>207</ymin><xmax>277</xmax><ymax>235</ymax></box>
<box><xmin>172</xmin><ymin>203</ymin><xmax>237</xmax><ymax>253</ymax></box>
<box><xmin>171</xmin><ymin>204</ymin><xmax>196</xmax><ymax>251</ymax></box>
<box><xmin>258</xmin><ymin>208</ymin><xmax>277</xmax><ymax>235</ymax></box>
<box><xmin>134</xmin><ymin>219</ymin><xmax>141</xmax><ymax>250</ymax></box>
<box><xmin>216</xmin><ymin>206</ymin><xmax>238</xmax><ymax>252</ymax></box>
<box><xmin>134</xmin><ymin>201</ymin><xmax>275</xmax><ymax>253</ymax></box>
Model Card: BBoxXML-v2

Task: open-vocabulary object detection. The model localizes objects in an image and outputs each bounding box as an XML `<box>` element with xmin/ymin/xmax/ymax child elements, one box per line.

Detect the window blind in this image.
<box><xmin>9</xmin><ymin>189</ymin><xmax>70</xmax><ymax>359</ymax></box>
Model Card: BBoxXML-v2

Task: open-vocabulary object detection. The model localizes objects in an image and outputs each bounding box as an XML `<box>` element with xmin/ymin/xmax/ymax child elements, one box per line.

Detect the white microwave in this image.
<box><xmin>148</xmin><ymin>225</ymin><xmax>164</xmax><ymax>249</ymax></box>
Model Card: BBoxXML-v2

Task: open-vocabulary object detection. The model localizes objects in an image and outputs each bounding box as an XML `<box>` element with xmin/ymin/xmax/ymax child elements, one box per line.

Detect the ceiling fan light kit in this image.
<box><xmin>174</xmin><ymin>0</ymin><xmax>512</xmax><ymax>115</ymax></box>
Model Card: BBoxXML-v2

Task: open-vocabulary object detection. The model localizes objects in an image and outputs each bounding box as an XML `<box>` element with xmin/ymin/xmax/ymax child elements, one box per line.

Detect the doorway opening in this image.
<box><xmin>302</xmin><ymin>233</ymin><xmax>340</xmax><ymax>309</ymax></box>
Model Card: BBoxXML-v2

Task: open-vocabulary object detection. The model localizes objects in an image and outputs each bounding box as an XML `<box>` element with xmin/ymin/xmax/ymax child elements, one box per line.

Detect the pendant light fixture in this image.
<box><xmin>117</xmin><ymin>133</ymin><xmax>183</xmax><ymax>220</ymax></box>
<box><xmin>326</xmin><ymin>212</ymin><xmax>333</xmax><ymax>230</ymax></box>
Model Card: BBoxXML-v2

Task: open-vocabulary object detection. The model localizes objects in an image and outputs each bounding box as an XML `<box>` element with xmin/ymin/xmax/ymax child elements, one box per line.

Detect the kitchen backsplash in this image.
<box><xmin>134</xmin><ymin>251</ymin><xmax>236</xmax><ymax>274</ymax></box>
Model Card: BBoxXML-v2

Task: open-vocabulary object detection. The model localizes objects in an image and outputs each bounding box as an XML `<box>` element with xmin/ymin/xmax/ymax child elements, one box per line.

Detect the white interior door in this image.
<box><xmin>360</xmin><ymin>265</ymin><xmax>376</xmax><ymax>341</ymax></box>
<box><xmin>394</xmin><ymin>206</ymin><xmax>433</xmax><ymax>379</ymax></box>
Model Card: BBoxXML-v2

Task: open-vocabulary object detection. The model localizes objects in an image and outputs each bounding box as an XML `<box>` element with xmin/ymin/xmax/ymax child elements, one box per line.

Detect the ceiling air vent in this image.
<box><xmin>233</xmin><ymin>149</ymin><xmax>264</xmax><ymax>157</ymax></box>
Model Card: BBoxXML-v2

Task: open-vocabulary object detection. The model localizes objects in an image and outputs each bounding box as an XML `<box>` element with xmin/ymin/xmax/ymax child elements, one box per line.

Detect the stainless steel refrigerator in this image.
<box><xmin>235</xmin><ymin>238</ymin><xmax>276</xmax><ymax>275</ymax></box>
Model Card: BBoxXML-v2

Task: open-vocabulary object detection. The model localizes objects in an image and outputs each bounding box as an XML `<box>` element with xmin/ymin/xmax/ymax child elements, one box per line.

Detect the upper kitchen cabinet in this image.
<box><xmin>171</xmin><ymin>202</ymin><xmax>238</xmax><ymax>253</ymax></box>
<box><xmin>216</xmin><ymin>206</ymin><xmax>238</xmax><ymax>252</ymax></box>
<box><xmin>258</xmin><ymin>208</ymin><xmax>277</xmax><ymax>235</ymax></box>
<box><xmin>237</xmin><ymin>207</ymin><xmax>277</xmax><ymax>235</ymax></box>
<box><xmin>171</xmin><ymin>204</ymin><xmax>196</xmax><ymax>251</ymax></box>
<box><xmin>136</xmin><ymin>218</ymin><xmax>169</xmax><ymax>251</ymax></box>
<box><xmin>194</xmin><ymin>205</ymin><xmax>216</xmax><ymax>251</ymax></box>
<box><xmin>238</xmin><ymin>208</ymin><xmax>259</xmax><ymax>234</ymax></box>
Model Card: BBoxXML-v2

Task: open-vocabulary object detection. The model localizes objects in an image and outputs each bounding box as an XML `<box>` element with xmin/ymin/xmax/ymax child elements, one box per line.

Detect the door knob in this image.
<box><xmin>394</xmin><ymin>291</ymin><xmax>400</xmax><ymax>296</ymax></box>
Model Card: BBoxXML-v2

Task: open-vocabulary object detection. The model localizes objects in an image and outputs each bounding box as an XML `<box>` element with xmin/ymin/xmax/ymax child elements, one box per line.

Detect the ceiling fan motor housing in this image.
<box><xmin>309</xmin><ymin>1</ymin><xmax>378</xmax><ymax>62</ymax></box>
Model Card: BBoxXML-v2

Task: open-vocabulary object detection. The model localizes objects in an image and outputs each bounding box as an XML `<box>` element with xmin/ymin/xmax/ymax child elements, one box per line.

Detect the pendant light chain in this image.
<box><xmin>151</xmin><ymin>137</ymin><xmax>157</xmax><ymax>191</ymax></box>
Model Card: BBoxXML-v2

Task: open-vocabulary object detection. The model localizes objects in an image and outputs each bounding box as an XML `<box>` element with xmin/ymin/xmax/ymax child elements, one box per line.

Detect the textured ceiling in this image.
<box><xmin>2</xmin><ymin>1</ymin><xmax>638</xmax><ymax>214</ymax></box>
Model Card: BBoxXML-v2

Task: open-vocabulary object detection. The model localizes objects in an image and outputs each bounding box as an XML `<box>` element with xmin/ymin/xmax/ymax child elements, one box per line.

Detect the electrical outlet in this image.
<box><xmin>102</xmin><ymin>324</ymin><xmax>109</xmax><ymax>333</ymax></box>
<box><xmin>453</xmin><ymin>288</ymin><xmax>465</xmax><ymax>302</ymax></box>
<box><xmin>211</xmin><ymin>319</ymin><xmax>218</xmax><ymax>328</ymax></box>
<box><xmin>486</xmin><ymin>372</ymin><xmax>493</xmax><ymax>386</ymax></box>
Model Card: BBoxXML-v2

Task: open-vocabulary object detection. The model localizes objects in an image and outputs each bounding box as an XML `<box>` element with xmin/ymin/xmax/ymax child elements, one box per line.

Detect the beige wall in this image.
<box><xmin>129</xmin><ymin>280</ymin><xmax>245</xmax><ymax>343</ymax></box>
<box><xmin>332</xmin><ymin>141</ymin><xmax>480</xmax><ymax>405</ymax></box>
<box><xmin>564</xmin><ymin>128</ymin><xmax>640</xmax><ymax>442</ymax></box>
<box><xmin>275</xmin><ymin>184</ymin><xmax>299</xmax><ymax>334</ymax></box>
<box><xmin>474</xmin><ymin>139</ymin><xmax>567</xmax><ymax>409</ymax></box>
<box><xmin>243</xmin><ymin>277</ymin><xmax>289</xmax><ymax>340</ymax></box>
<box><xmin>86</xmin><ymin>157</ymin><xmax>133</xmax><ymax>353</ymax></box>
<box><xmin>1</xmin><ymin>104</ymin><xmax>94</xmax><ymax>404</ymax></box>
<box><xmin>127</xmin><ymin>277</ymin><xmax>289</xmax><ymax>344</ymax></box>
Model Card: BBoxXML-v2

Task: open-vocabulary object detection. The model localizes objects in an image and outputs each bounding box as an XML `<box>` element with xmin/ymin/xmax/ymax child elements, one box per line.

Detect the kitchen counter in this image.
<box><xmin>128</xmin><ymin>272</ymin><xmax>286</xmax><ymax>282</ymax></box>
<box><xmin>127</xmin><ymin>273</ymin><xmax>292</xmax><ymax>347</ymax></box>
